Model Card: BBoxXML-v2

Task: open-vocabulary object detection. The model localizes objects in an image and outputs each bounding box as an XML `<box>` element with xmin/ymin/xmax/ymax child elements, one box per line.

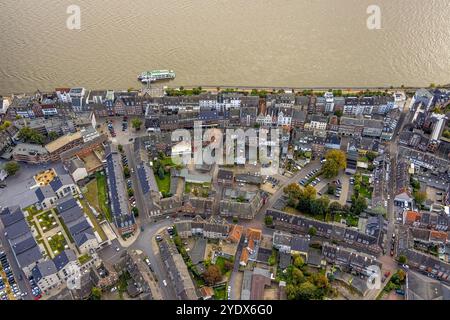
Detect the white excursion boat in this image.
<box><xmin>138</xmin><ymin>70</ymin><xmax>176</xmax><ymax>83</ymax></box>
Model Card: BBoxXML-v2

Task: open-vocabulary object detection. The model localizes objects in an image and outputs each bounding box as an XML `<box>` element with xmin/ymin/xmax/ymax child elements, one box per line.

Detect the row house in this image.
<box><xmin>112</xmin><ymin>96</ymin><xmax>143</xmax><ymax>116</ymax></box>
<box><xmin>68</xmin><ymin>88</ymin><xmax>86</xmax><ymax>112</ymax></box>
<box><xmin>362</xmin><ymin>119</ymin><xmax>384</xmax><ymax>138</ymax></box>
<box><xmin>322</xmin><ymin>243</ymin><xmax>381</xmax><ymax>277</ymax></box>
<box><xmin>159</xmin><ymin>109</ymin><xmax>199</xmax><ymax>131</ymax></box>
<box><xmin>0</xmin><ymin>125</ymin><xmax>18</xmax><ymax>153</ymax></box>
<box><xmin>305</xmin><ymin>115</ymin><xmax>328</xmax><ymax>131</ymax></box>
<box><xmin>56</xmin><ymin>88</ymin><xmax>71</xmax><ymax>103</ymax></box>
<box><xmin>339</xmin><ymin>117</ymin><xmax>365</xmax><ymax>136</ymax></box>
<box><xmin>266</xmin><ymin>209</ymin><xmax>383</xmax><ymax>256</ymax></box>
<box><xmin>175</xmin><ymin>216</ymin><xmax>230</xmax><ymax>239</ymax></box>
<box><xmin>403</xmin><ymin>210</ymin><xmax>449</xmax><ymax>232</ymax></box>
<box><xmin>373</xmin><ymin>96</ymin><xmax>395</xmax><ymax>114</ymax></box>
<box><xmin>240</xmin><ymin>106</ymin><xmax>258</xmax><ymax>127</ymax></box>
<box><xmin>291</xmin><ymin>107</ymin><xmax>307</xmax><ymax>129</ymax></box>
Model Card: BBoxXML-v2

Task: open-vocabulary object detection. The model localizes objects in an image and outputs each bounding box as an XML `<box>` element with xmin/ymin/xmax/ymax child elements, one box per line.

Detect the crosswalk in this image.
<box><xmin>148</xmin><ymin>209</ymin><xmax>161</xmax><ymax>217</ymax></box>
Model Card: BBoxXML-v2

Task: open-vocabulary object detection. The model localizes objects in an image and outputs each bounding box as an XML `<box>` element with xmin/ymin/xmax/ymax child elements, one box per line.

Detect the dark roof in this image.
<box><xmin>59</xmin><ymin>206</ymin><xmax>83</xmax><ymax>224</ymax></box>
<box><xmin>291</xmin><ymin>236</ymin><xmax>310</xmax><ymax>253</ymax></box>
<box><xmin>35</xmin><ymin>185</ymin><xmax>56</xmax><ymax>202</ymax></box>
<box><xmin>217</xmin><ymin>169</ymin><xmax>233</xmax><ymax>181</ymax></box>
<box><xmin>279</xmin><ymin>252</ymin><xmax>292</xmax><ymax>269</ymax></box>
<box><xmin>53</xmin><ymin>249</ymin><xmax>77</xmax><ymax>271</ymax></box>
<box><xmin>15</xmin><ymin>242</ymin><xmax>42</xmax><ymax>268</ymax></box>
<box><xmin>73</xmin><ymin>230</ymin><xmax>96</xmax><ymax>247</ymax></box>
<box><xmin>0</xmin><ymin>206</ymin><xmax>23</xmax><ymax>227</ymax></box>
<box><xmin>32</xmin><ymin>260</ymin><xmax>57</xmax><ymax>282</ymax></box>
<box><xmin>49</xmin><ymin>176</ymin><xmax>63</xmax><ymax>192</ymax></box>
<box><xmin>137</xmin><ymin>164</ymin><xmax>150</xmax><ymax>194</ymax></box>
<box><xmin>56</xmin><ymin>196</ymin><xmax>78</xmax><ymax>212</ymax></box>
<box><xmin>5</xmin><ymin>219</ymin><xmax>30</xmax><ymax>240</ymax></box>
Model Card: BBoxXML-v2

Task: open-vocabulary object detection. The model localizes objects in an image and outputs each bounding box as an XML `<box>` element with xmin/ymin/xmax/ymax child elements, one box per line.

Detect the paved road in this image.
<box><xmin>129</xmin><ymin>219</ymin><xmax>177</xmax><ymax>300</ymax></box>
<box><xmin>0</xmin><ymin>229</ymin><xmax>33</xmax><ymax>300</ymax></box>
<box><xmin>97</xmin><ymin>217</ymin><xmax>177</xmax><ymax>300</ymax></box>
<box><xmin>227</xmin><ymin>160</ymin><xmax>322</xmax><ymax>299</ymax></box>
<box><xmin>124</xmin><ymin>144</ymin><xmax>148</xmax><ymax>225</ymax></box>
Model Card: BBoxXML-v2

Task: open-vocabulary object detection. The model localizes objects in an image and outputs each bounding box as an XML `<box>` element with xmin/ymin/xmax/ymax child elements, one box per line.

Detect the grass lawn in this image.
<box><xmin>346</xmin><ymin>214</ymin><xmax>359</xmax><ymax>227</ymax></box>
<box><xmin>284</xmin><ymin>206</ymin><xmax>325</xmax><ymax>221</ymax></box>
<box><xmin>48</xmin><ymin>233</ymin><xmax>68</xmax><ymax>256</ymax></box>
<box><xmin>118</xmin><ymin>271</ymin><xmax>132</xmax><ymax>300</ymax></box>
<box><xmin>78</xmin><ymin>254</ymin><xmax>93</xmax><ymax>265</ymax></box>
<box><xmin>36</xmin><ymin>210</ymin><xmax>58</xmax><ymax>233</ymax></box>
<box><xmin>79</xmin><ymin>199</ymin><xmax>107</xmax><ymax>242</ymax></box>
<box><xmin>96</xmin><ymin>172</ymin><xmax>112</xmax><ymax>222</ymax></box>
<box><xmin>160</xmin><ymin>156</ymin><xmax>175</xmax><ymax>167</ymax></box>
<box><xmin>56</xmin><ymin>215</ymin><xmax>74</xmax><ymax>244</ymax></box>
<box><xmin>84</xmin><ymin>179</ymin><xmax>101</xmax><ymax>213</ymax></box>
<box><xmin>36</xmin><ymin>239</ymin><xmax>51</xmax><ymax>257</ymax></box>
<box><xmin>359</xmin><ymin>186</ymin><xmax>373</xmax><ymax>199</ymax></box>
<box><xmin>185</xmin><ymin>182</ymin><xmax>210</xmax><ymax>197</ymax></box>
<box><xmin>214</xmin><ymin>285</ymin><xmax>227</xmax><ymax>300</ymax></box>
<box><xmin>24</xmin><ymin>205</ymin><xmax>42</xmax><ymax>222</ymax></box>
<box><xmin>155</xmin><ymin>173</ymin><xmax>171</xmax><ymax>195</ymax></box>
<box><xmin>215</xmin><ymin>257</ymin><xmax>232</xmax><ymax>279</ymax></box>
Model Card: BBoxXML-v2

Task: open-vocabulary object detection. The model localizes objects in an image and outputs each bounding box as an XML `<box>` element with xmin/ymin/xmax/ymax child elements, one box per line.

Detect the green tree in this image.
<box><xmin>293</xmin><ymin>255</ymin><xmax>305</xmax><ymax>268</ymax></box>
<box><xmin>322</xmin><ymin>149</ymin><xmax>346</xmax><ymax>178</ymax></box>
<box><xmin>203</xmin><ymin>265</ymin><xmax>222</xmax><ymax>285</ymax></box>
<box><xmin>264</xmin><ymin>215</ymin><xmax>273</xmax><ymax>226</ymax></box>
<box><xmin>128</xmin><ymin>188</ymin><xmax>134</xmax><ymax>197</ymax></box>
<box><xmin>131</xmin><ymin>118</ymin><xmax>143</xmax><ymax>130</ymax></box>
<box><xmin>123</xmin><ymin>166</ymin><xmax>130</xmax><ymax>178</ymax></box>
<box><xmin>157</xmin><ymin>166</ymin><xmax>165</xmax><ymax>180</ymax></box>
<box><xmin>296</xmin><ymin>281</ymin><xmax>318</xmax><ymax>300</ymax></box>
<box><xmin>90</xmin><ymin>287</ymin><xmax>102</xmax><ymax>300</ymax></box>
<box><xmin>118</xmin><ymin>144</ymin><xmax>123</xmax><ymax>153</ymax></box>
<box><xmin>291</xmin><ymin>267</ymin><xmax>305</xmax><ymax>285</ymax></box>
<box><xmin>18</xmin><ymin>127</ymin><xmax>45</xmax><ymax>144</ymax></box>
<box><xmin>132</xmin><ymin>207</ymin><xmax>139</xmax><ymax>217</ymax></box>
<box><xmin>311</xmin><ymin>196</ymin><xmax>330</xmax><ymax>218</ymax></box>
<box><xmin>308</xmin><ymin>226</ymin><xmax>317</xmax><ymax>236</ymax></box>
<box><xmin>366</xmin><ymin>151</ymin><xmax>377</xmax><ymax>162</ymax></box>
<box><xmin>0</xmin><ymin>120</ymin><xmax>11</xmax><ymax>131</ymax></box>
<box><xmin>268</xmin><ymin>251</ymin><xmax>277</xmax><ymax>266</ymax></box>
<box><xmin>4</xmin><ymin>161</ymin><xmax>20</xmax><ymax>176</ymax></box>
<box><xmin>413</xmin><ymin>191</ymin><xmax>427</xmax><ymax>207</ymax></box>
<box><xmin>48</xmin><ymin>131</ymin><xmax>59</xmax><ymax>141</ymax></box>
<box><xmin>327</xmin><ymin>185</ymin><xmax>336</xmax><ymax>195</ymax></box>
<box><xmin>398</xmin><ymin>255</ymin><xmax>407</xmax><ymax>264</ymax></box>
<box><xmin>351</xmin><ymin>195</ymin><xmax>367</xmax><ymax>215</ymax></box>
<box><xmin>329</xmin><ymin>201</ymin><xmax>342</xmax><ymax>214</ymax></box>
<box><xmin>334</xmin><ymin>110</ymin><xmax>343</xmax><ymax>117</ymax></box>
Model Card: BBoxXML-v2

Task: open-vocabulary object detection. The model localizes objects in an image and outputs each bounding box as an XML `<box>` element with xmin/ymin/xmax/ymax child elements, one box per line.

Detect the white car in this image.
<box><xmin>163</xmin><ymin>280</ymin><xmax>167</xmax><ymax>286</ymax></box>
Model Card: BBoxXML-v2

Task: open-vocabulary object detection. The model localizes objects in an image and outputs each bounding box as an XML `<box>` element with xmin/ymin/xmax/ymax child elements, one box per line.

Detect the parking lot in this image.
<box><xmin>0</xmin><ymin>250</ymin><xmax>36</xmax><ymax>300</ymax></box>
<box><xmin>0</xmin><ymin>162</ymin><xmax>65</xmax><ymax>209</ymax></box>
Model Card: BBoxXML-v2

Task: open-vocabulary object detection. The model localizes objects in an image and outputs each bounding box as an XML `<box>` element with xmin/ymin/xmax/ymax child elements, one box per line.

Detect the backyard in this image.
<box><xmin>213</xmin><ymin>285</ymin><xmax>227</xmax><ymax>300</ymax></box>
<box><xmin>214</xmin><ymin>256</ymin><xmax>233</xmax><ymax>279</ymax></box>
<box><xmin>48</xmin><ymin>232</ymin><xmax>68</xmax><ymax>255</ymax></box>
<box><xmin>94</xmin><ymin>172</ymin><xmax>111</xmax><ymax>221</ymax></box>
<box><xmin>155</xmin><ymin>173</ymin><xmax>171</xmax><ymax>196</ymax></box>
<box><xmin>185</xmin><ymin>182</ymin><xmax>211</xmax><ymax>197</ymax></box>
<box><xmin>36</xmin><ymin>210</ymin><xmax>58</xmax><ymax>233</ymax></box>
<box><xmin>78</xmin><ymin>253</ymin><xmax>93</xmax><ymax>265</ymax></box>
<box><xmin>154</xmin><ymin>156</ymin><xmax>177</xmax><ymax>197</ymax></box>
<box><xmin>79</xmin><ymin>198</ymin><xmax>107</xmax><ymax>242</ymax></box>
